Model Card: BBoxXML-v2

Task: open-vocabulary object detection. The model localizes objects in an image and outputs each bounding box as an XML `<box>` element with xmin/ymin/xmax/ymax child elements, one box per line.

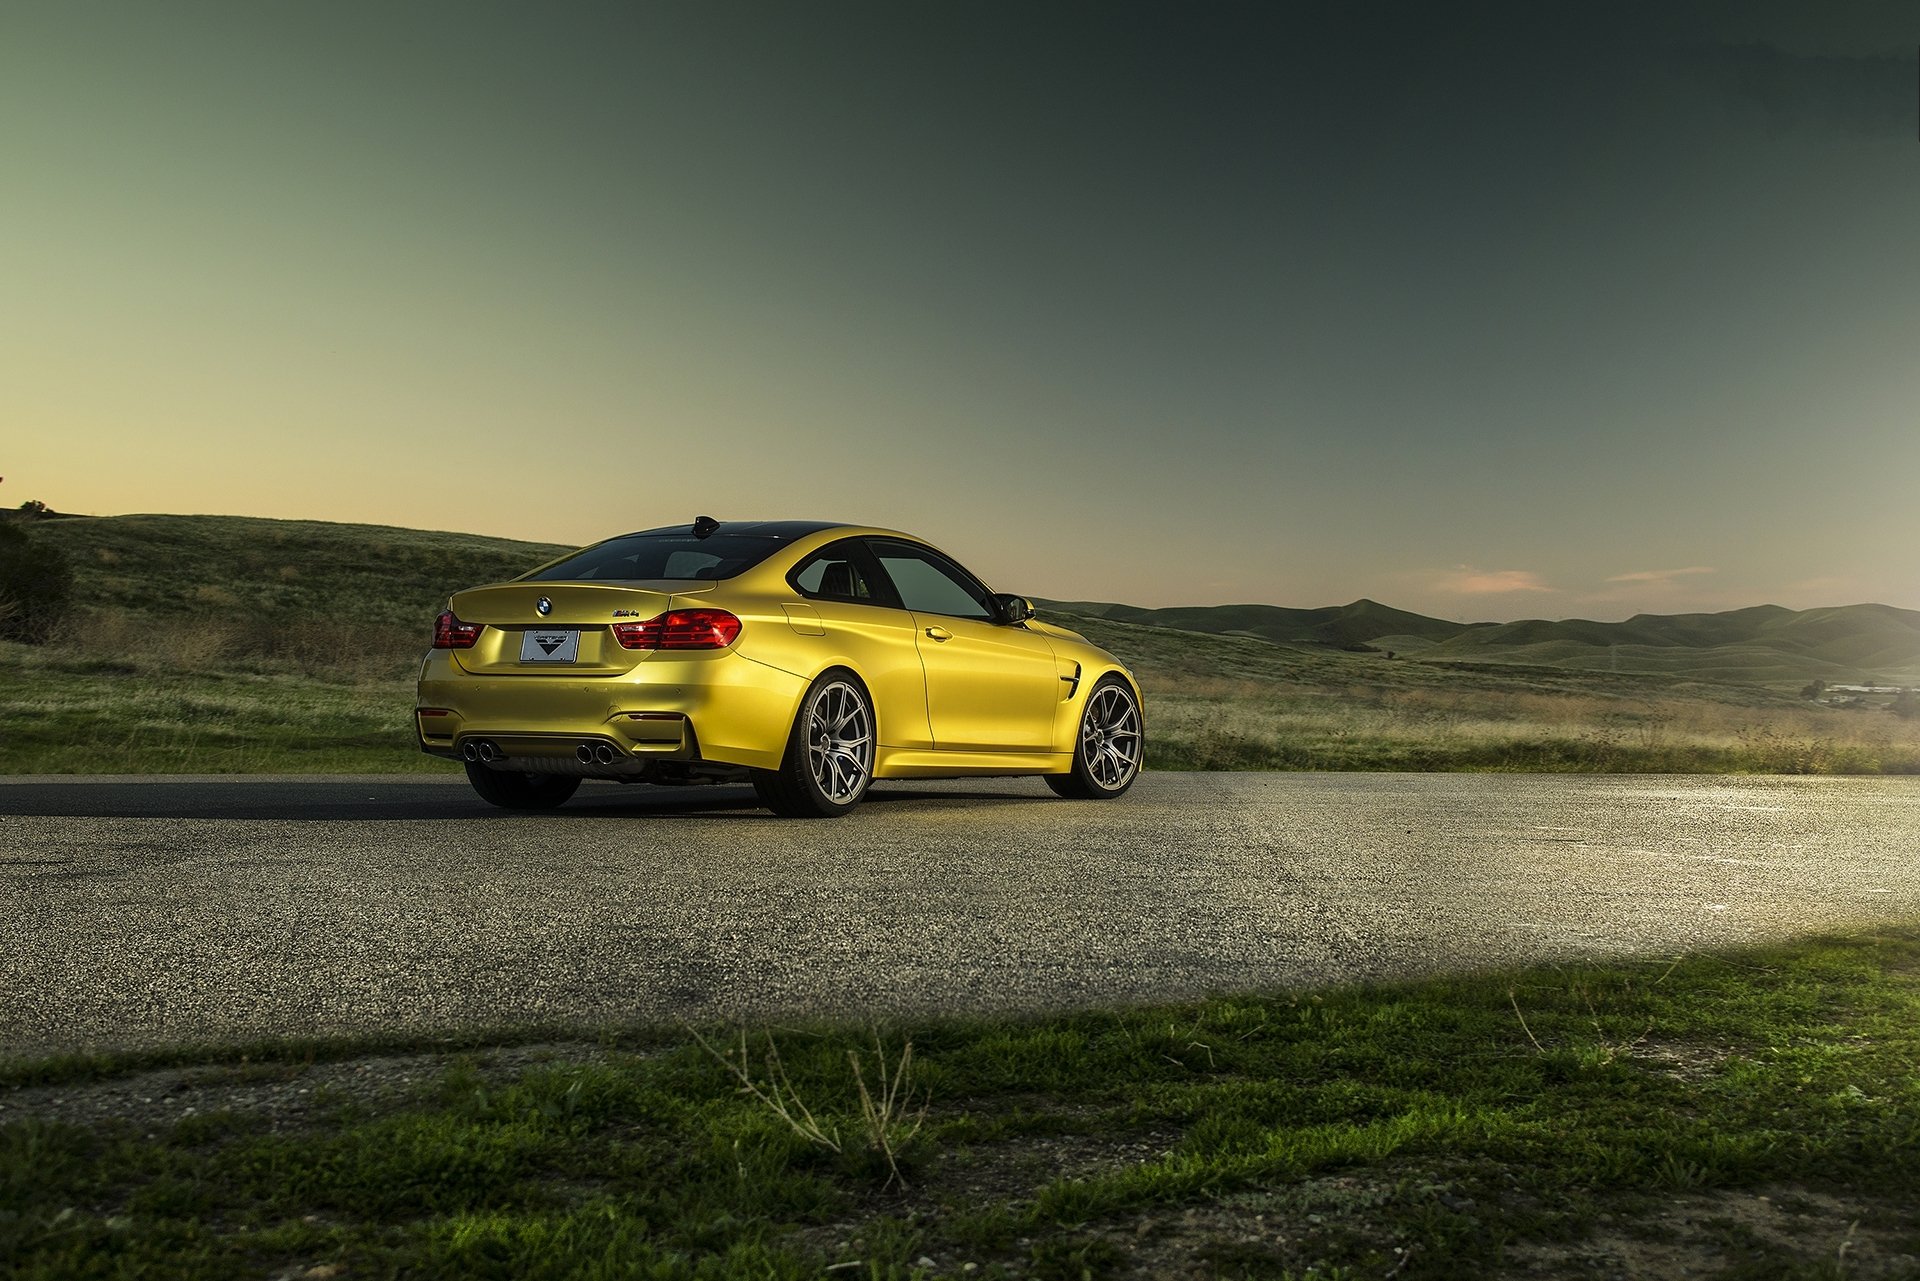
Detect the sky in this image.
<box><xmin>2</xmin><ymin>1</ymin><xmax>1914</xmax><ymax>621</ymax></box>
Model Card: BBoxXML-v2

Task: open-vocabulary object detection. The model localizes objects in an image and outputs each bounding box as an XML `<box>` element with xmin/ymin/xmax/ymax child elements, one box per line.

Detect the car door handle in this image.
<box><xmin>925</xmin><ymin>626</ymin><xmax>952</xmax><ymax>642</ymax></box>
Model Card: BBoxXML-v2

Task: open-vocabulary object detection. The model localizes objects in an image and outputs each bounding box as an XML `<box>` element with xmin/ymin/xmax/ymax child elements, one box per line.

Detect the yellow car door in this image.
<box><xmin>867</xmin><ymin>539</ymin><xmax>1058</xmax><ymax>753</ymax></box>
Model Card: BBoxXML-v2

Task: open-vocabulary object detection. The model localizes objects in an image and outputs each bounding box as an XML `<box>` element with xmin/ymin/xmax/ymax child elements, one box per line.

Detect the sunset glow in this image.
<box><xmin>3</xmin><ymin>2</ymin><xmax>1914</xmax><ymax>620</ymax></box>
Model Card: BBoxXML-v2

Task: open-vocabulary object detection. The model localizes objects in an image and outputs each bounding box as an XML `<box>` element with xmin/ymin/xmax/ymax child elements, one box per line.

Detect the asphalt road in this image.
<box><xmin>2</xmin><ymin>772</ymin><xmax>1917</xmax><ymax>1057</ymax></box>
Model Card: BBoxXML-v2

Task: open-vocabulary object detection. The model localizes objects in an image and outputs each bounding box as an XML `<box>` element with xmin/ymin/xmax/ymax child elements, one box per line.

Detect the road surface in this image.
<box><xmin>2</xmin><ymin>772</ymin><xmax>1916</xmax><ymax>1057</ymax></box>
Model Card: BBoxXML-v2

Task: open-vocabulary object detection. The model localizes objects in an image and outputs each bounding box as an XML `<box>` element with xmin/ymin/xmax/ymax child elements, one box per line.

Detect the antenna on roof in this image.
<box><xmin>691</xmin><ymin>515</ymin><xmax>721</xmax><ymax>538</ymax></box>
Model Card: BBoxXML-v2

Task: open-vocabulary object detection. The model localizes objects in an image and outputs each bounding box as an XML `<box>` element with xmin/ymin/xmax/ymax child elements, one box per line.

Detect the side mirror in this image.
<box><xmin>991</xmin><ymin>593</ymin><xmax>1035</xmax><ymax>624</ymax></box>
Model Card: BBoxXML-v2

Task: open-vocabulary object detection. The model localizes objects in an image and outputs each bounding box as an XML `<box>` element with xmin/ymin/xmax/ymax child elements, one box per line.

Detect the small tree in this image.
<box><xmin>1800</xmin><ymin>679</ymin><xmax>1827</xmax><ymax>701</ymax></box>
<box><xmin>1894</xmin><ymin>688</ymin><xmax>1919</xmax><ymax>721</ymax></box>
<box><xmin>0</xmin><ymin>521</ymin><xmax>73</xmax><ymax>643</ymax></box>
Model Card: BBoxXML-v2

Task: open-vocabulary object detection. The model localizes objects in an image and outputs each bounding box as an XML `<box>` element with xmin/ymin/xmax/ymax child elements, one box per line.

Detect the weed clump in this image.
<box><xmin>689</xmin><ymin>1027</ymin><xmax>928</xmax><ymax>1187</ymax></box>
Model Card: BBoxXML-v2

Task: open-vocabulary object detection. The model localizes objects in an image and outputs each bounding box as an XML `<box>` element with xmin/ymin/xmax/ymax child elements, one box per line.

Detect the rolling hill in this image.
<box><xmin>32</xmin><ymin>513</ymin><xmax>572</xmax><ymax>633</ymax></box>
<box><xmin>1036</xmin><ymin>598</ymin><xmax>1473</xmax><ymax>650</ymax></box>
<box><xmin>21</xmin><ymin>514</ymin><xmax>1920</xmax><ymax>689</ymax></box>
<box><xmin>1035</xmin><ymin>598</ymin><xmax>1920</xmax><ymax>689</ymax></box>
<box><xmin>5</xmin><ymin>513</ymin><xmax>1915</xmax><ymax>775</ymax></box>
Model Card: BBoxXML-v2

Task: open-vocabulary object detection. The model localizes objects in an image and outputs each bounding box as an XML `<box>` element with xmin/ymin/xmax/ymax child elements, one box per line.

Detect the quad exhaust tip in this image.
<box><xmin>575</xmin><ymin>742</ymin><xmax>621</xmax><ymax>765</ymax></box>
<box><xmin>463</xmin><ymin>740</ymin><xmax>500</xmax><ymax>763</ymax></box>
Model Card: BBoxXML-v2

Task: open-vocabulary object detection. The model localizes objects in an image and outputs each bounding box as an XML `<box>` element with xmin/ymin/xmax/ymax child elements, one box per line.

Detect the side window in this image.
<box><xmin>868</xmin><ymin>540</ymin><xmax>995</xmax><ymax>620</ymax></box>
<box><xmin>788</xmin><ymin>540</ymin><xmax>894</xmax><ymax>606</ymax></box>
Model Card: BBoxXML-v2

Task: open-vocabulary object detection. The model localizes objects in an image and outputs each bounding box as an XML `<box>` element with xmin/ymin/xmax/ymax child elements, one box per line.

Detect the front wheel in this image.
<box><xmin>464</xmin><ymin>762</ymin><xmax>582</xmax><ymax>810</ymax></box>
<box><xmin>1046</xmin><ymin>675</ymin><xmax>1143</xmax><ymax>799</ymax></box>
<box><xmin>752</xmin><ymin>670</ymin><xmax>876</xmax><ymax>818</ymax></box>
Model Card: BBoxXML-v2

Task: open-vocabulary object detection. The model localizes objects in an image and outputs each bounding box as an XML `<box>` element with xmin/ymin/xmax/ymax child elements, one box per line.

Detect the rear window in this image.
<box><xmin>526</xmin><ymin>534</ymin><xmax>784</xmax><ymax>582</ymax></box>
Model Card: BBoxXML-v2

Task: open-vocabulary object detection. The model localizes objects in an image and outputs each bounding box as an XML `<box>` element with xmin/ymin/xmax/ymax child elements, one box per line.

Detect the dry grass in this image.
<box><xmin>1143</xmin><ymin>677</ymin><xmax>1920</xmax><ymax>774</ymax></box>
<box><xmin>5</xmin><ymin>593</ymin><xmax>1917</xmax><ymax>776</ymax></box>
<box><xmin>48</xmin><ymin>609</ymin><xmax>422</xmax><ymax>683</ymax></box>
<box><xmin>689</xmin><ymin>1028</ymin><xmax>928</xmax><ymax>1188</ymax></box>
<box><xmin>0</xmin><ymin>614</ymin><xmax>437</xmax><ymax>775</ymax></box>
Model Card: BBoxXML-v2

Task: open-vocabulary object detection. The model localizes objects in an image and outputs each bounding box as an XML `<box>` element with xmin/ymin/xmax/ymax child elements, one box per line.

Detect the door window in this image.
<box><xmin>788</xmin><ymin>540</ymin><xmax>898</xmax><ymax>606</ymax></box>
<box><xmin>868</xmin><ymin>541</ymin><xmax>995</xmax><ymax>620</ymax></box>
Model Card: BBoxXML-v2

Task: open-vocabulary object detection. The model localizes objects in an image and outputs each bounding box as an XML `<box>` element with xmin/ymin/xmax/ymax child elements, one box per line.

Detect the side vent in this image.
<box><xmin>1059</xmin><ymin>661</ymin><xmax>1082</xmax><ymax>700</ymax></box>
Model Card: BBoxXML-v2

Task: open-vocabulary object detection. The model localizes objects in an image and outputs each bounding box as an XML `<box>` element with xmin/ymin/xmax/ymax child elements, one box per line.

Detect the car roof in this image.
<box><xmin>615</xmin><ymin>520</ymin><xmax>849</xmax><ymax>540</ymax></box>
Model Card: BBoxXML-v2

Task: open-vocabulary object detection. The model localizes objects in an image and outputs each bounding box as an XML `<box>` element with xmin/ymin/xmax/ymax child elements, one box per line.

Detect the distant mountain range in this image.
<box><xmin>1034</xmin><ymin>598</ymin><xmax>1920</xmax><ymax>688</ymax></box>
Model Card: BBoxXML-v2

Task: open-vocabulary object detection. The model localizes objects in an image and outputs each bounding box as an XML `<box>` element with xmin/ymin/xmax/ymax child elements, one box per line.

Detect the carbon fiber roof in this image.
<box><xmin>619</xmin><ymin>520</ymin><xmax>846</xmax><ymax>540</ymax></box>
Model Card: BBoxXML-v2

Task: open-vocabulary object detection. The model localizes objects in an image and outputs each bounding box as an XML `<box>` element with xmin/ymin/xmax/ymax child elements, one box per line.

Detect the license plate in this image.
<box><xmin>518</xmin><ymin>630</ymin><xmax>580</xmax><ymax>663</ymax></box>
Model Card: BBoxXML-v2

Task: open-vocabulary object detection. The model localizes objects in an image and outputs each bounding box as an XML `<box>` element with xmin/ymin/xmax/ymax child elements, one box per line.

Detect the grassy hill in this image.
<box><xmin>37</xmin><ymin>513</ymin><xmax>572</xmax><ymax>632</ymax></box>
<box><xmin>1037</xmin><ymin>597</ymin><xmax>1477</xmax><ymax>651</ymax></box>
<box><xmin>1</xmin><ymin>514</ymin><xmax>1916</xmax><ymax>774</ymax></box>
<box><xmin>1036</xmin><ymin>596</ymin><xmax>1920</xmax><ymax>689</ymax></box>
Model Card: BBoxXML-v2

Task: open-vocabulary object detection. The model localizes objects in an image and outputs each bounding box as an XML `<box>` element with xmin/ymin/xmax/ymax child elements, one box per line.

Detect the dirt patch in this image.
<box><xmin>1628</xmin><ymin>1038</ymin><xmax>1744</xmax><ymax>1082</ymax></box>
<box><xmin>917</xmin><ymin>1124</ymin><xmax>1187</xmax><ymax>1209</ymax></box>
<box><xmin>787</xmin><ymin>1119</ymin><xmax>1187</xmax><ymax>1271</ymax></box>
<box><xmin>0</xmin><ymin>1041</ymin><xmax>633</xmax><ymax>1134</ymax></box>
<box><xmin>1085</xmin><ymin>1165</ymin><xmax>1536</xmax><ymax>1281</ymax></box>
<box><xmin>1503</xmin><ymin>1187</ymin><xmax>1920</xmax><ymax>1280</ymax></box>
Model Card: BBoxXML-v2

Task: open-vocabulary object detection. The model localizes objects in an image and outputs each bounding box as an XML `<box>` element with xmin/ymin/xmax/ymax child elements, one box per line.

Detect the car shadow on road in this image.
<box><xmin>0</xmin><ymin>779</ymin><xmax>1055</xmax><ymax>822</ymax></box>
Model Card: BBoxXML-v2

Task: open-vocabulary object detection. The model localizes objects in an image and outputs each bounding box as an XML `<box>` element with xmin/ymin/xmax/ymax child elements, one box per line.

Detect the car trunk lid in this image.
<box><xmin>447</xmin><ymin>581</ymin><xmax>716</xmax><ymax>675</ymax></box>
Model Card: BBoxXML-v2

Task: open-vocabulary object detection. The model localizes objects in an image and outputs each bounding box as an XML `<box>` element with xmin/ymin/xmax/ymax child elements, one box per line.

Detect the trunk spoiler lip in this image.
<box><xmin>447</xmin><ymin>580</ymin><xmax>717</xmax><ymax>625</ymax></box>
<box><xmin>506</xmin><ymin>577</ymin><xmax>723</xmax><ymax>592</ymax></box>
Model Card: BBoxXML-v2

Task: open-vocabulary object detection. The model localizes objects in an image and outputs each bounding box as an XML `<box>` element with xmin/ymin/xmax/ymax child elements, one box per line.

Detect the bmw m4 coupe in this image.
<box><xmin>417</xmin><ymin>518</ymin><xmax>1145</xmax><ymax>815</ymax></box>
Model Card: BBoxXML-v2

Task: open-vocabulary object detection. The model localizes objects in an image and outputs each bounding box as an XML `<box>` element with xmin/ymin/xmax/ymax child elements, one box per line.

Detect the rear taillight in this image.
<box><xmin>613</xmin><ymin>608</ymin><xmax>742</xmax><ymax>650</ymax></box>
<box><xmin>433</xmin><ymin>611</ymin><xmax>482</xmax><ymax>649</ymax></box>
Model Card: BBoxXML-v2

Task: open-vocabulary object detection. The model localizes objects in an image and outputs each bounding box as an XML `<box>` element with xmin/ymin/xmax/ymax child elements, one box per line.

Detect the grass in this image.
<box><xmin>5</xmin><ymin>927</ymin><xmax>1919</xmax><ymax>1279</ymax></box>
<box><xmin>31</xmin><ymin>512</ymin><xmax>570</xmax><ymax>631</ymax></box>
<box><xmin>1067</xmin><ymin>613</ymin><xmax>1920</xmax><ymax>776</ymax></box>
<box><xmin>2</xmin><ymin>513</ymin><xmax>1917</xmax><ymax>775</ymax></box>
<box><xmin>0</xmin><ymin>626</ymin><xmax>451</xmax><ymax>775</ymax></box>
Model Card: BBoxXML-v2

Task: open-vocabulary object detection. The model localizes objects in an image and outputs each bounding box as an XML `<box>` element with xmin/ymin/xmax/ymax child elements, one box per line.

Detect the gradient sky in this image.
<box><xmin>3</xmin><ymin>1</ymin><xmax>1914</xmax><ymax>620</ymax></box>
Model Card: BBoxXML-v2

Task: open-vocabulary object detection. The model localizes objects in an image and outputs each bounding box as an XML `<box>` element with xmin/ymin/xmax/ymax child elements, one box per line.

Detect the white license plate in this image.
<box><xmin>518</xmin><ymin>630</ymin><xmax>580</xmax><ymax>663</ymax></box>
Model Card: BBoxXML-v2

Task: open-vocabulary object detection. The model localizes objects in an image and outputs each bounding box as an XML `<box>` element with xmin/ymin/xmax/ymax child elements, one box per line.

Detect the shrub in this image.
<box><xmin>0</xmin><ymin>521</ymin><xmax>74</xmax><ymax>642</ymax></box>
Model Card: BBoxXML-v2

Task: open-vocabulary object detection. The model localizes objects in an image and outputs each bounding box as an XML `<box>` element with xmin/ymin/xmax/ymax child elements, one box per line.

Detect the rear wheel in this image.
<box><xmin>1046</xmin><ymin>676</ymin><xmax>1142</xmax><ymax>799</ymax></box>
<box><xmin>464</xmin><ymin>762</ymin><xmax>582</xmax><ymax>810</ymax></box>
<box><xmin>752</xmin><ymin>670</ymin><xmax>875</xmax><ymax>818</ymax></box>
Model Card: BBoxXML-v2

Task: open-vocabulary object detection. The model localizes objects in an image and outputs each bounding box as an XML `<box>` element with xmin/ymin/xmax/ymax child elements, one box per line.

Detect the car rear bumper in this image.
<box><xmin>415</xmin><ymin>650</ymin><xmax>804</xmax><ymax>773</ymax></box>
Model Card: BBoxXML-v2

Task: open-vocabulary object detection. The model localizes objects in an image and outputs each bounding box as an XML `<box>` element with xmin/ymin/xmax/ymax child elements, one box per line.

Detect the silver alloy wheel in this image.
<box><xmin>1082</xmin><ymin>684</ymin><xmax>1142</xmax><ymax>789</ymax></box>
<box><xmin>807</xmin><ymin>680</ymin><xmax>874</xmax><ymax>804</ymax></box>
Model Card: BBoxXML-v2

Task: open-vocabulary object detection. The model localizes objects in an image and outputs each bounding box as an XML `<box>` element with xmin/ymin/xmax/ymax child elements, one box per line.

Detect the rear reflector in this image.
<box><xmin>433</xmin><ymin>612</ymin><xmax>482</xmax><ymax>649</ymax></box>
<box><xmin>416</xmin><ymin>708</ymin><xmax>453</xmax><ymax>717</ymax></box>
<box><xmin>613</xmin><ymin>608</ymin><xmax>742</xmax><ymax>650</ymax></box>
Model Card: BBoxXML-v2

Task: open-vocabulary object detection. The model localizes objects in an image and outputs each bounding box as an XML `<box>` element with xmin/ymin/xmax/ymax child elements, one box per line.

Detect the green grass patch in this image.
<box><xmin>6</xmin><ymin>929</ymin><xmax>1920</xmax><ymax>1278</ymax></box>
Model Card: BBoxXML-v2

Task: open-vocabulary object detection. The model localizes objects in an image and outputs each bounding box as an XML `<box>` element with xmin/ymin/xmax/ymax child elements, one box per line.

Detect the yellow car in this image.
<box><xmin>417</xmin><ymin>518</ymin><xmax>1144</xmax><ymax>815</ymax></box>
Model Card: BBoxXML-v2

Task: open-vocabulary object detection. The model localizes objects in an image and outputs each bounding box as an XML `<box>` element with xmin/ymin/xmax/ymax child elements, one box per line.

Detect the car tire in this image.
<box><xmin>752</xmin><ymin>669</ymin><xmax>876</xmax><ymax>818</ymax></box>
<box><xmin>464</xmin><ymin>762</ymin><xmax>582</xmax><ymax>810</ymax></box>
<box><xmin>1046</xmin><ymin>674</ymin><xmax>1143</xmax><ymax>800</ymax></box>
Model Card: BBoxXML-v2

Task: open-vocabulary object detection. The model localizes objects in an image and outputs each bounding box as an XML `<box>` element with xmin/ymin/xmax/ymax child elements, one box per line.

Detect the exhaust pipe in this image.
<box><xmin>593</xmin><ymin>743</ymin><xmax>619</xmax><ymax>765</ymax></box>
<box><xmin>462</xmin><ymin>741</ymin><xmax>479</xmax><ymax>762</ymax></box>
<box><xmin>476</xmin><ymin>740</ymin><xmax>499</xmax><ymax>763</ymax></box>
<box><xmin>576</xmin><ymin>743</ymin><xmax>595</xmax><ymax>764</ymax></box>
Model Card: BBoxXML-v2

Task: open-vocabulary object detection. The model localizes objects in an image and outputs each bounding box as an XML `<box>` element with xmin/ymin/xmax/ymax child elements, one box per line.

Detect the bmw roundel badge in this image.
<box><xmin>535</xmin><ymin>596</ymin><xmax>553</xmax><ymax>617</ymax></box>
